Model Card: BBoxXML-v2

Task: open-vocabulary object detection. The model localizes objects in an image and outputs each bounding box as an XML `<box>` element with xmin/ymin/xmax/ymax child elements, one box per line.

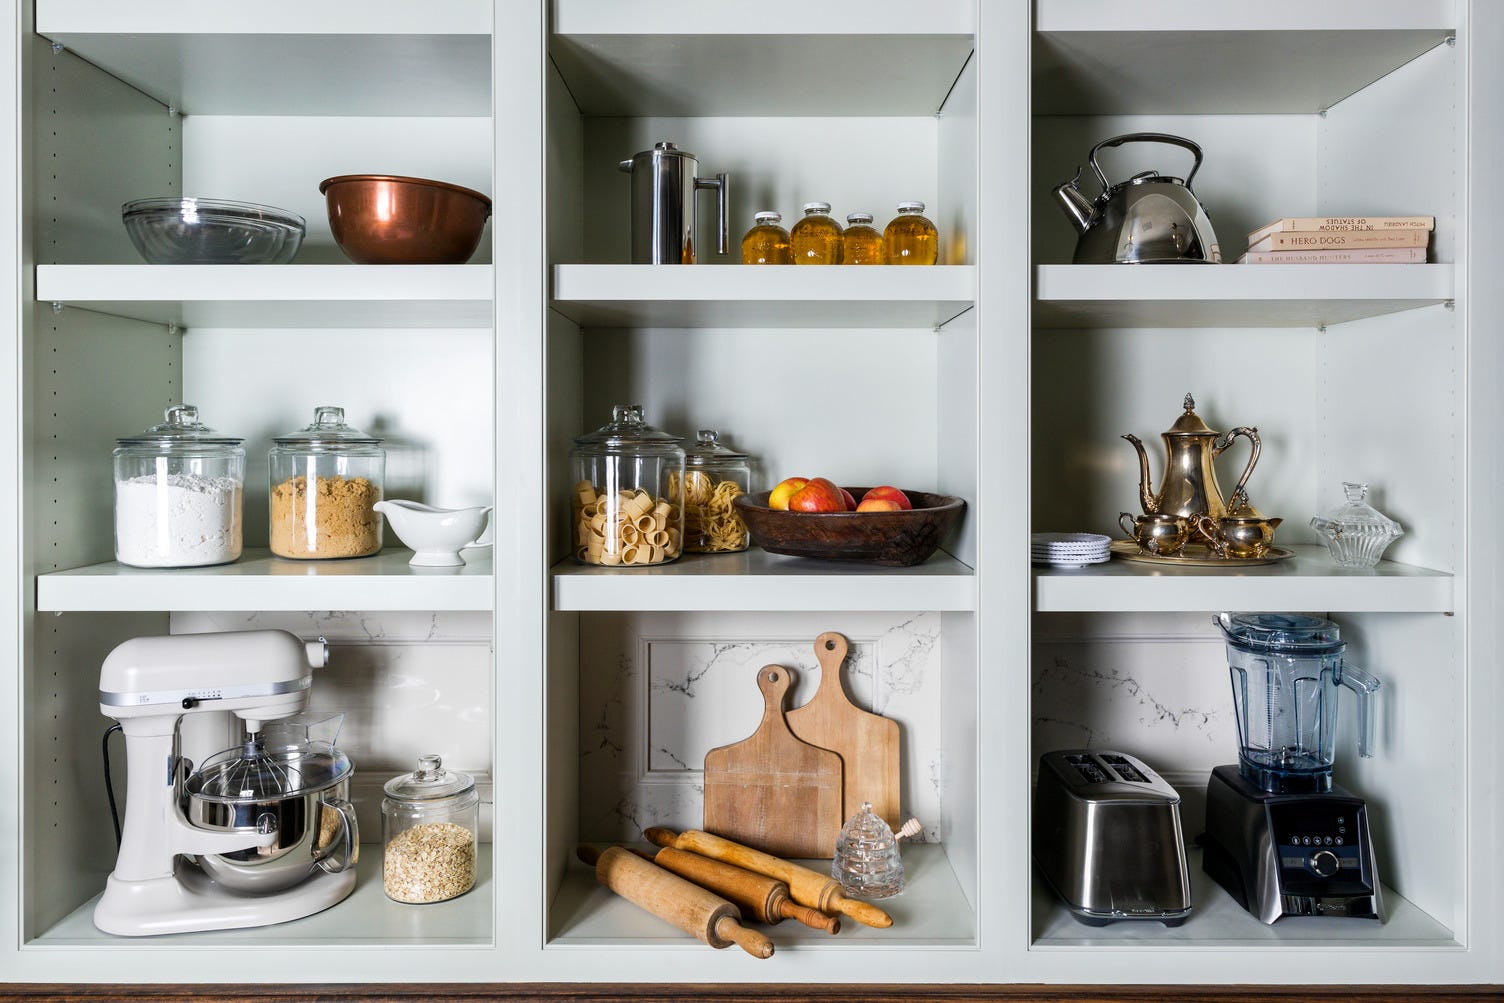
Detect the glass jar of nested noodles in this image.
<box><xmin>268</xmin><ymin>406</ymin><xmax>384</xmax><ymax>560</ymax></box>
<box><xmin>674</xmin><ymin>430</ymin><xmax>752</xmax><ymax>553</ymax></box>
<box><xmin>113</xmin><ymin>404</ymin><xmax>245</xmax><ymax>568</ymax></box>
<box><xmin>570</xmin><ymin>405</ymin><xmax>685</xmax><ymax>567</ymax></box>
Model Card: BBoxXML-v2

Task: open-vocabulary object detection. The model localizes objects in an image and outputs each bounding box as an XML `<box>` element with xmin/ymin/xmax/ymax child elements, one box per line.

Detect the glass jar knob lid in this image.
<box><xmin>273</xmin><ymin>404</ymin><xmax>382</xmax><ymax>445</ymax></box>
<box><xmin>383</xmin><ymin>753</ymin><xmax>475</xmax><ymax>801</ymax></box>
<box><xmin>573</xmin><ymin>404</ymin><xmax>683</xmax><ymax>448</ymax></box>
<box><xmin>116</xmin><ymin>403</ymin><xmax>243</xmax><ymax>445</ymax></box>
<box><xmin>683</xmin><ymin>429</ymin><xmax>749</xmax><ymax>465</ymax></box>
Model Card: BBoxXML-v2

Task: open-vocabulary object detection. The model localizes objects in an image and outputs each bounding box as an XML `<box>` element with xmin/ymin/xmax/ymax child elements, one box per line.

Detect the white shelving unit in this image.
<box><xmin>1</xmin><ymin>0</ymin><xmax>1500</xmax><ymax>994</ymax></box>
<box><xmin>37</xmin><ymin>264</ymin><xmax>495</xmax><ymax>329</ymax></box>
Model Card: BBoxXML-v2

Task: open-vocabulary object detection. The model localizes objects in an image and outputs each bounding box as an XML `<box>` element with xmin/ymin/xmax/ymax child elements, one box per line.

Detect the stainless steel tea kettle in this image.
<box><xmin>619</xmin><ymin>141</ymin><xmax>729</xmax><ymax>264</ymax></box>
<box><xmin>1054</xmin><ymin>133</ymin><xmax>1220</xmax><ymax>264</ymax></box>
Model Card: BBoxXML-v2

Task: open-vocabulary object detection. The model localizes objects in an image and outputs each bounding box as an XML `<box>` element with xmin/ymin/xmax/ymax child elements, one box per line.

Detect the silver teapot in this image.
<box><xmin>1054</xmin><ymin>133</ymin><xmax>1220</xmax><ymax>264</ymax></box>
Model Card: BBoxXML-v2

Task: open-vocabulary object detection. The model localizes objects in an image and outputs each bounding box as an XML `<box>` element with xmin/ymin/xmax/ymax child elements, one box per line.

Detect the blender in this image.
<box><xmin>1201</xmin><ymin>613</ymin><xmax>1384</xmax><ymax>924</ymax></box>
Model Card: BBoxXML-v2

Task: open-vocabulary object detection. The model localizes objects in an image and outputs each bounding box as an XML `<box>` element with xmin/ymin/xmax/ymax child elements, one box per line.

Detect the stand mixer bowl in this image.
<box><xmin>184</xmin><ymin>734</ymin><xmax>358</xmax><ymax>893</ymax></box>
<box><xmin>1215</xmin><ymin>612</ymin><xmax>1380</xmax><ymax>794</ymax></box>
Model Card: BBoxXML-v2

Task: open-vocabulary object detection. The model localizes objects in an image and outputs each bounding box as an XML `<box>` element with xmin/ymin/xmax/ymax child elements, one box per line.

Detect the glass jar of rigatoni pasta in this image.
<box><xmin>674</xmin><ymin>430</ymin><xmax>752</xmax><ymax>554</ymax></box>
<box><xmin>570</xmin><ymin>405</ymin><xmax>685</xmax><ymax>567</ymax></box>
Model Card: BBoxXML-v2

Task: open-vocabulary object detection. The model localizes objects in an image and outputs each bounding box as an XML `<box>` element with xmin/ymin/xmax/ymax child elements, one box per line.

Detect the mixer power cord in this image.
<box><xmin>102</xmin><ymin>722</ymin><xmax>122</xmax><ymax>850</ymax></box>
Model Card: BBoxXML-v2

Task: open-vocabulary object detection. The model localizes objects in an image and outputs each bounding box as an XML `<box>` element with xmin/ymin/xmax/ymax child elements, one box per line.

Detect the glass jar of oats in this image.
<box><xmin>381</xmin><ymin>755</ymin><xmax>479</xmax><ymax>904</ymax></box>
<box><xmin>676</xmin><ymin>430</ymin><xmax>752</xmax><ymax>553</ymax></box>
<box><xmin>268</xmin><ymin>406</ymin><xmax>385</xmax><ymax>559</ymax></box>
<box><xmin>569</xmin><ymin>404</ymin><xmax>685</xmax><ymax>567</ymax></box>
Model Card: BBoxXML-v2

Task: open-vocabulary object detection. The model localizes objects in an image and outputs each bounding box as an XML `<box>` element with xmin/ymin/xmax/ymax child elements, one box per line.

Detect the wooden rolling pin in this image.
<box><xmin>632</xmin><ymin>845</ymin><xmax>841</xmax><ymax>935</ymax></box>
<box><xmin>644</xmin><ymin>827</ymin><xmax>893</xmax><ymax>929</ymax></box>
<box><xmin>576</xmin><ymin>845</ymin><xmax>773</xmax><ymax>959</ymax></box>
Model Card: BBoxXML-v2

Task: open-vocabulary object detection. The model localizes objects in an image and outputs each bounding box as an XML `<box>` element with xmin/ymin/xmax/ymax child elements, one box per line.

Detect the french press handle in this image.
<box><xmin>1088</xmin><ymin>133</ymin><xmax>1205</xmax><ymax>193</ymax></box>
<box><xmin>695</xmin><ymin>172</ymin><xmax>729</xmax><ymax>255</ymax></box>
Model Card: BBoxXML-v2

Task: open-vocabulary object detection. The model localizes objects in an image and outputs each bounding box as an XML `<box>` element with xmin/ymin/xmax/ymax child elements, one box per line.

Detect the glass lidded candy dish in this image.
<box><xmin>1310</xmin><ymin>482</ymin><xmax>1403</xmax><ymax>568</ymax></box>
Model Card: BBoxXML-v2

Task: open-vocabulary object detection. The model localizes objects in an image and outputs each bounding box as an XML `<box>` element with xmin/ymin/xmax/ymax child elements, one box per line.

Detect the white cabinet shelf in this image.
<box><xmin>1033</xmin><ymin>545</ymin><xmax>1452</xmax><ymax>614</ymax></box>
<box><xmin>36</xmin><ymin>0</ymin><xmax>492</xmax><ymax>116</ymax></box>
<box><xmin>551</xmin><ymin>0</ymin><xmax>973</xmax><ymax>117</ymax></box>
<box><xmin>37</xmin><ymin>265</ymin><xmax>494</xmax><ymax>329</ymax></box>
<box><xmin>33</xmin><ymin>846</ymin><xmax>493</xmax><ymax>947</ymax></box>
<box><xmin>552</xmin><ymin>844</ymin><xmax>973</xmax><ymax>950</ymax></box>
<box><xmin>552</xmin><ymin>547</ymin><xmax>975</xmax><ymax>612</ymax></box>
<box><xmin>1033</xmin><ymin>847</ymin><xmax>1455</xmax><ymax>950</ymax></box>
<box><xmin>1034</xmin><ymin>0</ymin><xmax>1453</xmax><ymax>115</ymax></box>
<box><xmin>552</xmin><ymin>265</ymin><xmax>975</xmax><ymax>329</ymax></box>
<box><xmin>36</xmin><ymin>549</ymin><xmax>493</xmax><ymax>613</ymax></box>
<box><xmin>1034</xmin><ymin>264</ymin><xmax>1454</xmax><ymax>329</ymax></box>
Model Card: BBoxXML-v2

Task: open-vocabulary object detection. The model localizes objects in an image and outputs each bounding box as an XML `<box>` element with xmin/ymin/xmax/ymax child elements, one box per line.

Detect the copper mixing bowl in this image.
<box><xmin>319</xmin><ymin>175</ymin><xmax>492</xmax><ymax>264</ymax></box>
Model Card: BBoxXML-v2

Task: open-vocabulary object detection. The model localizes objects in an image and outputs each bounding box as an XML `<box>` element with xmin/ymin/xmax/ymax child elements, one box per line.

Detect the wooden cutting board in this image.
<box><xmin>785</xmin><ymin>631</ymin><xmax>901</xmax><ymax>829</ymax></box>
<box><xmin>702</xmin><ymin>665</ymin><xmax>843</xmax><ymax>858</ymax></box>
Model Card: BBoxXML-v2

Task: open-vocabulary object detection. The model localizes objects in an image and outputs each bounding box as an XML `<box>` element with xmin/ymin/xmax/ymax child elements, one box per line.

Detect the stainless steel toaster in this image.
<box><xmin>1033</xmin><ymin>749</ymin><xmax>1192</xmax><ymax>926</ymax></box>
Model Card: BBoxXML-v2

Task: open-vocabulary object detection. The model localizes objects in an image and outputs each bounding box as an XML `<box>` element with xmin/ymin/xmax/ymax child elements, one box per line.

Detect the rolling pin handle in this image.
<box><xmin>643</xmin><ymin>826</ymin><xmax>679</xmax><ymax>848</ymax></box>
<box><xmin>575</xmin><ymin>844</ymin><xmax>602</xmax><ymax>867</ymax></box>
<box><xmin>782</xmin><ymin>898</ymin><xmax>841</xmax><ymax>934</ymax></box>
<box><xmin>714</xmin><ymin>915</ymin><xmax>774</xmax><ymax>959</ymax></box>
<box><xmin>835</xmin><ymin>893</ymin><xmax>894</xmax><ymax>929</ymax></box>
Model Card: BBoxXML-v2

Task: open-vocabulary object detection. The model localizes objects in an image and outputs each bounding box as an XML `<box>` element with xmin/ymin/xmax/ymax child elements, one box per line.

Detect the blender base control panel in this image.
<box><xmin>1267</xmin><ymin>798</ymin><xmax>1376</xmax><ymax>898</ymax></box>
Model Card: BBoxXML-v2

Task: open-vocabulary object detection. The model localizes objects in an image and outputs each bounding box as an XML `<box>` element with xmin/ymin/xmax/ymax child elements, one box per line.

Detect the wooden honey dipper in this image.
<box><xmin>576</xmin><ymin>845</ymin><xmax>773</xmax><ymax>959</ymax></box>
<box><xmin>644</xmin><ymin>827</ymin><xmax>893</xmax><ymax>929</ymax></box>
<box><xmin>630</xmin><ymin>845</ymin><xmax>841</xmax><ymax>935</ymax></box>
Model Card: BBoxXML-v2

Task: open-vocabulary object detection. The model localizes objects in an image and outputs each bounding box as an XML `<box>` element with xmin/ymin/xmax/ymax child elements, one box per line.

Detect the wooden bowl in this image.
<box><xmin>319</xmin><ymin>175</ymin><xmax>491</xmax><ymax>264</ymax></box>
<box><xmin>734</xmin><ymin>488</ymin><xmax>966</xmax><ymax>567</ymax></box>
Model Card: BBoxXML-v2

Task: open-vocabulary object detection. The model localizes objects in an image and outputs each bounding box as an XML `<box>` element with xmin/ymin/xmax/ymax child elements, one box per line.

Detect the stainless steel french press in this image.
<box><xmin>618</xmin><ymin>142</ymin><xmax>729</xmax><ymax>264</ymax></box>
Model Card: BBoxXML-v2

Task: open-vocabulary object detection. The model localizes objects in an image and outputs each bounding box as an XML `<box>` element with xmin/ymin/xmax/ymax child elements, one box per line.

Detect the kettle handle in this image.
<box><xmin>1213</xmin><ymin>426</ymin><xmax>1261</xmax><ymax>513</ymax></box>
<box><xmin>1088</xmin><ymin>133</ymin><xmax>1204</xmax><ymax>193</ymax></box>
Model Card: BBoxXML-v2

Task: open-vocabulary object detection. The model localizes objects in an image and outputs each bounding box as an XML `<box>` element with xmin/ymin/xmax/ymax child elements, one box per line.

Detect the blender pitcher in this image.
<box><xmin>1214</xmin><ymin>613</ymin><xmax>1380</xmax><ymax>794</ymax></box>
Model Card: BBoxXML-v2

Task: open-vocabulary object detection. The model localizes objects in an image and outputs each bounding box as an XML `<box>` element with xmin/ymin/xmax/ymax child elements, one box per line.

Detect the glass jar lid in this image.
<box><xmin>683</xmin><ymin>429</ymin><xmax>749</xmax><ymax>467</ymax></box>
<box><xmin>802</xmin><ymin>202</ymin><xmax>832</xmax><ymax>214</ymax></box>
<box><xmin>1214</xmin><ymin>612</ymin><xmax>1345</xmax><ymax>655</ymax></box>
<box><xmin>187</xmin><ymin>737</ymin><xmax>352</xmax><ymax>802</ymax></box>
<box><xmin>897</xmin><ymin>200</ymin><xmax>927</xmax><ymax>212</ymax></box>
<box><xmin>753</xmin><ymin>211</ymin><xmax>782</xmax><ymax>224</ymax></box>
<box><xmin>116</xmin><ymin>404</ymin><xmax>242</xmax><ymax>447</ymax></box>
<box><xmin>573</xmin><ymin>404</ymin><xmax>684</xmax><ymax>456</ymax></box>
<box><xmin>272</xmin><ymin>405</ymin><xmax>382</xmax><ymax>446</ymax></box>
<box><xmin>1310</xmin><ymin>482</ymin><xmax>1403</xmax><ymax>537</ymax></box>
<box><xmin>383</xmin><ymin>754</ymin><xmax>476</xmax><ymax>803</ymax></box>
<box><xmin>846</xmin><ymin>212</ymin><xmax>875</xmax><ymax>225</ymax></box>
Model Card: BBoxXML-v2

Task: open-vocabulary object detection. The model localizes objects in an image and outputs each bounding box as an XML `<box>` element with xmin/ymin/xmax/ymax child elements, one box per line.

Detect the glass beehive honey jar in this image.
<box><xmin>268</xmin><ymin>406</ymin><xmax>385</xmax><ymax>560</ymax></box>
<box><xmin>570</xmin><ymin>405</ymin><xmax>685</xmax><ymax>567</ymax></box>
<box><xmin>741</xmin><ymin>211</ymin><xmax>792</xmax><ymax>264</ymax></box>
<box><xmin>883</xmin><ymin>201</ymin><xmax>938</xmax><ymax>265</ymax></box>
<box><xmin>790</xmin><ymin>202</ymin><xmax>843</xmax><ymax>264</ymax></box>
<box><xmin>674</xmin><ymin>430</ymin><xmax>752</xmax><ymax>554</ymax></box>
<box><xmin>842</xmin><ymin>212</ymin><xmax>883</xmax><ymax>264</ymax></box>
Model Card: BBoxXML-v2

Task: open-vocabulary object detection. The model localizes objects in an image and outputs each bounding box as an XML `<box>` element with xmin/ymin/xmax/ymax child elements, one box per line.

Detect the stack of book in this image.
<box><xmin>1238</xmin><ymin>215</ymin><xmax>1434</xmax><ymax>264</ymax></box>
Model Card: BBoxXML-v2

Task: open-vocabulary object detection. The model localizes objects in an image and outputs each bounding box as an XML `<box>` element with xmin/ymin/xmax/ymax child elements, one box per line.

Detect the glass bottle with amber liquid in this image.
<box><xmin>883</xmin><ymin>201</ymin><xmax>938</xmax><ymax>265</ymax></box>
<box><xmin>842</xmin><ymin>212</ymin><xmax>883</xmax><ymax>265</ymax></box>
<box><xmin>790</xmin><ymin>202</ymin><xmax>844</xmax><ymax>264</ymax></box>
<box><xmin>740</xmin><ymin>211</ymin><xmax>792</xmax><ymax>265</ymax></box>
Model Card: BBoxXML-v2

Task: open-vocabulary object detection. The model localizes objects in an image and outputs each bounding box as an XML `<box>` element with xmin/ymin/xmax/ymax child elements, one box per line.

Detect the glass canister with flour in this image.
<box><xmin>113</xmin><ymin>404</ymin><xmax>245</xmax><ymax>568</ymax></box>
<box><xmin>268</xmin><ymin>406</ymin><xmax>385</xmax><ymax>559</ymax></box>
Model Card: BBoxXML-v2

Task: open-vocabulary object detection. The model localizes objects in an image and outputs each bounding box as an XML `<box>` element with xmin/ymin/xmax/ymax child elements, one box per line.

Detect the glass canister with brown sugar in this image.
<box><xmin>842</xmin><ymin>212</ymin><xmax>883</xmax><ymax>264</ymax></box>
<box><xmin>883</xmin><ymin>201</ymin><xmax>939</xmax><ymax>265</ymax></box>
<box><xmin>790</xmin><ymin>202</ymin><xmax>843</xmax><ymax>264</ymax></box>
<box><xmin>268</xmin><ymin>406</ymin><xmax>385</xmax><ymax>559</ymax></box>
<box><xmin>741</xmin><ymin>211</ymin><xmax>792</xmax><ymax>264</ymax></box>
<box><xmin>674</xmin><ymin>430</ymin><xmax>752</xmax><ymax>553</ymax></box>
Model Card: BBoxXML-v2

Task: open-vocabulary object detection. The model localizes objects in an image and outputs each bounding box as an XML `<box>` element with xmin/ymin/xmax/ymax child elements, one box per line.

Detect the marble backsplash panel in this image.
<box><xmin>577</xmin><ymin>611</ymin><xmax>945</xmax><ymax>844</ymax></box>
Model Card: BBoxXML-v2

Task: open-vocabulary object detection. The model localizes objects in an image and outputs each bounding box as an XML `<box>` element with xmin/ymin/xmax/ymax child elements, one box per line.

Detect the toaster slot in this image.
<box><xmin>1065</xmin><ymin>753</ymin><xmax>1110</xmax><ymax>785</ymax></box>
<box><xmin>1100</xmin><ymin>754</ymin><xmax>1150</xmax><ymax>783</ymax></box>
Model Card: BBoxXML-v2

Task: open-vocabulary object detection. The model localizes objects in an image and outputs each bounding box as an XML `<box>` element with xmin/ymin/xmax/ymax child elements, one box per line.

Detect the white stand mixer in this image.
<box><xmin>94</xmin><ymin>629</ymin><xmax>357</xmax><ymax>936</ymax></box>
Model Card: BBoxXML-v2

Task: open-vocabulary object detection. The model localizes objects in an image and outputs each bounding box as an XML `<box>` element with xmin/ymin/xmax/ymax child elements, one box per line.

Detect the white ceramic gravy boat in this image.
<box><xmin>373</xmin><ymin>500</ymin><xmax>493</xmax><ymax>567</ymax></box>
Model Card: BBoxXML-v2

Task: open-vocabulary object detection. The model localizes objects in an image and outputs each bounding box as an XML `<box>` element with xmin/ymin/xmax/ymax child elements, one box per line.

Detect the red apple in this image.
<box><xmin>856</xmin><ymin>497</ymin><xmax>902</xmax><ymax>513</ymax></box>
<box><xmin>861</xmin><ymin>485</ymin><xmax>912</xmax><ymax>510</ymax></box>
<box><xmin>789</xmin><ymin>477</ymin><xmax>846</xmax><ymax>513</ymax></box>
<box><xmin>768</xmin><ymin>476</ymin><xmax>809</xmax><ymax>511</ymax></box>
<box><xmin>839</xmin><ymin>487</ymin><xmax>857</xmax><ymax>511</ymax></box>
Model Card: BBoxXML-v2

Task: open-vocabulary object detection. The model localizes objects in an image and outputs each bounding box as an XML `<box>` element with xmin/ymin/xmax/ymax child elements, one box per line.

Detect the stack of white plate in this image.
<box><xmin>1031</xmin><ymin>532</ymin><xmax>1111</xmax><ymax>568</ymax></box>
